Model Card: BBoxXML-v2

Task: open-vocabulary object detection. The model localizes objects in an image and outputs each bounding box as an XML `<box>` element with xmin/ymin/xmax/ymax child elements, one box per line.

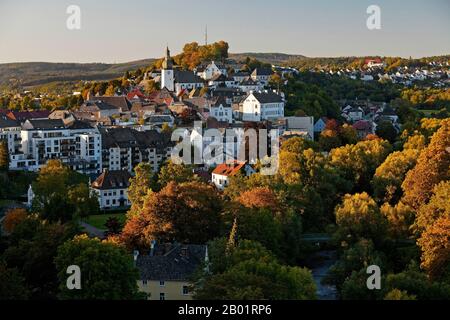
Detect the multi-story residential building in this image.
<box><xmin>242</xmin><ymin>91</ymin><xmax>285</xmax><ymax>122</ymax></box>
<box><xmin>135</xmin><ymin>243</ymin><xmax>209</xmax><ymax>300</ymax></box>
<box><xmin>90</xmin><ymin>170</ymin><xmax>132</xmax><ymax>209</ymax></box>
<box><xmin>10</xmin><ymin>119</ymin><xmax>102</xmax><ymax>174</ymax></box>
<box><xmin>0</xmin><ymin>117</ymin><xmax>21</xmax><ymax>154</ymax></box>
<box><xmin>100</xmin><ymin>127</ymin><xmax>172</xmax><ymax>173</ymax></box>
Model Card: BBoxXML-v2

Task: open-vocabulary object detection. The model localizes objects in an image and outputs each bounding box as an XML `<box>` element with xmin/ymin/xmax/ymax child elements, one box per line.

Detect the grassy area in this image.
<box><xmin>84</xmin><ymin>212</ymin><xmax>127</xmax><ymax>230</ymax></box>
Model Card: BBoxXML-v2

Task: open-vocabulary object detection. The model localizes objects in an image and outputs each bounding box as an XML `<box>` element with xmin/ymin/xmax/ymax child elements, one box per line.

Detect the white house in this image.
<box><xmin>198</xmin><ymin>61</ymin><xmax>227</xmax><ymax>80</ymax></box>
<box><xmin>174</xmin><ymin>71</ymin><xmax>204</xmax><ymax>95</ymax></box>
<box><xmin>209</xmin><ymin>100</ymin><xmax>233</xmax><ymax>124</ymax></box>
<box><xmin>251</xmin><ymin>68</ymin><xmax>273</xmax><ymax>86</ymax></box>
<box><xmin>342</xmin><ymin>106</ymin><xmax>364</xmax><ymax>122</ymax></box>
<box><xmin>91</xmin><ymin>170</ymin><xmax>132</xmax><ymax>209</ymax></box>
<box><xmin>242</xmin><ymin>91</ymin><xmax>285</xmax><ymax>122</ymax></box>
<box><xmin>211</xmin><ymin>161</ymin><xmax>255</xmax><ymax>190</ymax></box>
<box><xmin>238</xmin><ymin>78</ymin><xmax>264</xmax><ymax>93</ymax></box>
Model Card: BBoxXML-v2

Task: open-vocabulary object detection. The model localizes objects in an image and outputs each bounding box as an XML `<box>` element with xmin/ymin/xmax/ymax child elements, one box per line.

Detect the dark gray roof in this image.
<box><xmin>0</xmin><ymin>117</ymin><xmax>20</xmax><ymax>128</ymax></box>
<box><xmin>174</xmin><ymin>70</ymin><xmax>204</xmax><ymax>84</ymax></box>
<box><xmin>136</xmin><ymin>244</ymin><xmax>207</xmax><ymax>281</ymax></box>
<box><xmin>82</xmin><ymin>100</ymin><xmax>119</xmax><ymax>111</ymax></box>
<box><xmin>252</xmin><ymin>68</ymin><xmax>273</xmax><ymax>76</ymax></box>
<box><xmin>93</xmin><ymin>96</ymin><xmax>132</xmax><ymax>112</ymax></box>
<box><xmin>100</xmin><ymin>127</ymin><xmax>172</xmax><ymax>151</ymax></box>
<box><xmin>91</xmin><ymin>170</ymin><xmax>132</xmax><ymax>190</ymax></box>
<box><xmin>22</xmin><ymin>119</ymin><xmax>65</xmax><ymax>130</ymax></box>
<box><xmin>251</xmin><ymin>91</ymin><xmax>284</xmax><ymax>104</ymax></box>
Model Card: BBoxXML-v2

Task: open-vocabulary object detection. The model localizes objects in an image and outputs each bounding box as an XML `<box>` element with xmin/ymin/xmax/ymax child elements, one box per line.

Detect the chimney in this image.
<box><xmin>150</xmin><ymin>240</ymin><xmax>156</xmax><ymax>256</ymax></box>
<box><xmin>133</xmin><ymin>250</ymin><xmax>139</xmax><ymax>266</ymax></box>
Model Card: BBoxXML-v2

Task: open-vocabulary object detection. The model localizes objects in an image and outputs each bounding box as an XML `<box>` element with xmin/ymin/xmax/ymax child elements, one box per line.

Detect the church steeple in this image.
<box><xmin>162</xmin><ymin>46</ymin><xmax>173</xmax><ymax>70</ymax></box>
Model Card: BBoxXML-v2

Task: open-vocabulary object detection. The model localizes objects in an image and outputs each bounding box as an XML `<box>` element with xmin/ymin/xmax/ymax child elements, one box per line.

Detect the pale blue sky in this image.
<box><xmin>0</xmin><ymin>0</ymin><xmax>449</xmax><ymax>63</ymax></box>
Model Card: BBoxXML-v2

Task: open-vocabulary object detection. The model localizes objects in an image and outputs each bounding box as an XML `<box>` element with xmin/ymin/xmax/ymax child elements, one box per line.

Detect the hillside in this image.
<box><xmin>0</xmin><ymin>53</ymin><xmax>304</xmax><ymax>90</ymax></box>
<box><xmin>229</xmin><ymin>52</ymin><xmax>306</xmax><ymax>65</ymax></box>
<box><xmin>0</xmin><ymin>59</ymin><xmax>155</xmax><ymax>88</ymax></box>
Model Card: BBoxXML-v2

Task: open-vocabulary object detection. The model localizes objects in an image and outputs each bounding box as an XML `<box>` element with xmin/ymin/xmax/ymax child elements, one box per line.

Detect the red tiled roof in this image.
<box><xmin>7</xmin><ymin>110</ymin><xmax>51</xmax><ymax>121</ymax></box>
<box><xmin>212</xmin><ymin>161</ymin><xmax>246</xmax><ymax>177</ymax></box>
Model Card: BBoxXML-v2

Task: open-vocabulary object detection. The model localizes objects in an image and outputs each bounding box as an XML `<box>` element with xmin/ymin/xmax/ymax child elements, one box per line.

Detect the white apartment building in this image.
<box><xmin>0</xmin><ymin>117</ymin><xmax>21</xmax><ymax>154</ymax></box>
<box><xmin>242</xmin><ymin>91</ymin><xmax>285</xmax><ymax>122</ymax></box>
<box><xmin>11</xmin><ymin>119</ymin><xmax>102</xmax><ymax>174</ymax></box>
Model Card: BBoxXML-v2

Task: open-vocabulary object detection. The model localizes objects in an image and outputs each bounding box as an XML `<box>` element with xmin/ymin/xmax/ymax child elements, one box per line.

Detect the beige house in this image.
<box><xmin>135</xmin><ymin>243</ymin><xmax>208</xmax><ymax>300</ymax></box>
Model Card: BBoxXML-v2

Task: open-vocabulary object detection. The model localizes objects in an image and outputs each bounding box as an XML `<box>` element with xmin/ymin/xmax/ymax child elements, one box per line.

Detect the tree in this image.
<box><xmin>402</xmin><ymin>119</ymin><xmax>450</xmax><ymax>209</ymax></box>
<box><xmin>417</xmin><ymin>217</ymin><xmax>450</xmax><ymax>281</ymax></box>
<box><xmin>334</xmin><ymin>193</ymin><xmax>387</xmax><ymax>245</ymax></box>
<box><xmin>193</xmin><ymin>239</ymin><xmax>316</xmax><ymax>300</ymax></box>
<box><xmin>376</xmin><ymin>120</ymin><xmax>398</xmax><ymax>143</ymax></box>
<box><xmin>32</xmin><ymin>160</ymin><xmax>98</xmax><ymax>222</ymax></box>
<box><xmin>330</xmin><ymin>139</ymin><xmax>392</xmax><ymax>192</ymax></box>
<box><xmin>104</xmin><ymin>217</ymin><xmax>123</xmax><ymax>237</ymax></box>
<box><xmin>237</xmin><ymin>187</ymin><xmax>279</xmax><ymax>212</ymax></box>
<box><xmin>121</xmin><ymin>181</ymin><xmax>223</xmax><ymax>248</ymax></box>
<box><xmin>3</xmin><ymin>217</ymin><xmax>77</xmax><ymax>299</ymax></box>
<box><xmin>415</xmin><ymin>181</ymin><xmax>450</xmax><ymax>233</ymax></box>
<box><xmin>372</xmin><ymin>149</ymin><xmax>420</xmax><ymax>203</ymax></box>
<box><xmin>384</xmin><ymin>288</ymin><xmax>416</xmax><ymax>300</ymax></box>
<box><xmin>2</xmin><ymin>208</ymin><xmax>28</xmax><ymax>234</ymax></box>
<box><xmin>0</xmin><ymin>140</ymin><xmax>9</xmax><ymax>171</ymax></box>
<box><xmin>55</xmin><ymin>235</ymin><xmax>142</xmax><ymax>300</ymax></box>
<box><xmin>0</xmin><ymin>261</ymin><xmax>29</xmax><ymax>300</ymax></box>
<box><xmin>380</xmin><ymin>202</ymin><xmax>415</xmax><ymax>239</ymax></box>
<box><xmin>127</xmin><ymin>163</ymin><xmax>154</xmax><ymax>217</ymax></box>
<box><xmin>157</xmin><ymin>160</ymin><xmax>198</xmax><ymax>188</ymax></box>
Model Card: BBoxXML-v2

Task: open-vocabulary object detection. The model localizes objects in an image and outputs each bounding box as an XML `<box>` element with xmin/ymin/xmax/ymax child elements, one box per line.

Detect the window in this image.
<box><xmin>159</xmin><ymin>293</ymin><xmax>165</xmax><ymax>300</ymax></box>
<box><xmin>182</xmin><ymin>286</ymin><xmax>189</xmax><ymax>295</ymax></box>
<box><xmin>142</xmin><ymin>280</ymin><xmax>147</xmax><ymax>285</ymax></box>
<box><xmin>159</xmin><ymin>280</ymin><xmax>165</xmax><ymax>287</ymax></box>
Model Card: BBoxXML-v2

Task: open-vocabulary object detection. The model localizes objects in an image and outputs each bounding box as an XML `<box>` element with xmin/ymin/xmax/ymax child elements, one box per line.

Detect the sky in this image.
<box><xmin>0</xmin><ymin>0</ymin><xmax>449</xmax><ymax>63</ymax></box>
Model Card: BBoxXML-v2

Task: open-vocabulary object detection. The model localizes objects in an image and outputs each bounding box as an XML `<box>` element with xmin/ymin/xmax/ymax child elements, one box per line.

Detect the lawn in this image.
<box><xmin>84</xmin><ymin>212</ymin><xmax>127</xmax><ymax>230</ymax></box>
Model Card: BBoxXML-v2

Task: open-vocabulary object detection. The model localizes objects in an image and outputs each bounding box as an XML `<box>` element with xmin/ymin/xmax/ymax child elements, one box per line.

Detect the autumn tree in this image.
<box><xmin>2</xmin><ymin>208</ymin><xmax>28</xmax><ymax>234</ymax></box>
<box><xmin>121</xmin><ymin>181</ymin><xmax>223</xmax><ymax>248</ymax></box>
<box><xmin>127</xmin><ymin>162</ymin><xmax>154</xmax><ymax>217</ymax></box>
<box><xmin>334</xmin><ymin>193</ymin><xmax>387</xmax><ymax>245</ymax></box>
<box><xmin>330</xmin><ymin>139</ymin><xmax>392</xmax><ymax>192</ymax></box>
<box><xmin>157</xmin><ymin>160</ymin><xmax>198</xmax><ymax>189</ymax></box>
<box><xmin>402</xmin><ymin>119</ymin><xmax>450</xmax><ymax>209</ymax></box>
<box><xmin>380</xmin><ymin>202</ymin><xmax>415</xmax><ymax>239</ymax></box>
<box><xmin>372</xmin><ymin>149</ymin><xmax>420</xmax><ymax>203</ymax></box>
<box><xmin>32</xmin><ymin>160</ymin><xmax>99</xmax><ymax>222</ymax></box>
<box><xmin>415</xmin><ymin>181</ymin><xmax>450</xmax><ymax>233</ymax></box>
<box><xmin>417</xmin><ymin>217</ymin><xmax>450</xmax><ymax>281</ymax></box>
<box><xmin>55</xmin><ymin>235</ymin><xmax>142</xmax><ymax>300</ymax></box>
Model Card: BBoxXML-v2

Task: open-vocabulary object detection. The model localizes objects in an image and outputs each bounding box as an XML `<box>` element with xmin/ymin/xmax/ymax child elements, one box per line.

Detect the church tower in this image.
<box><xmin>161</xmin><ymin>46</ymin><xmax>174</xmax><ymax>92</ymax></box>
